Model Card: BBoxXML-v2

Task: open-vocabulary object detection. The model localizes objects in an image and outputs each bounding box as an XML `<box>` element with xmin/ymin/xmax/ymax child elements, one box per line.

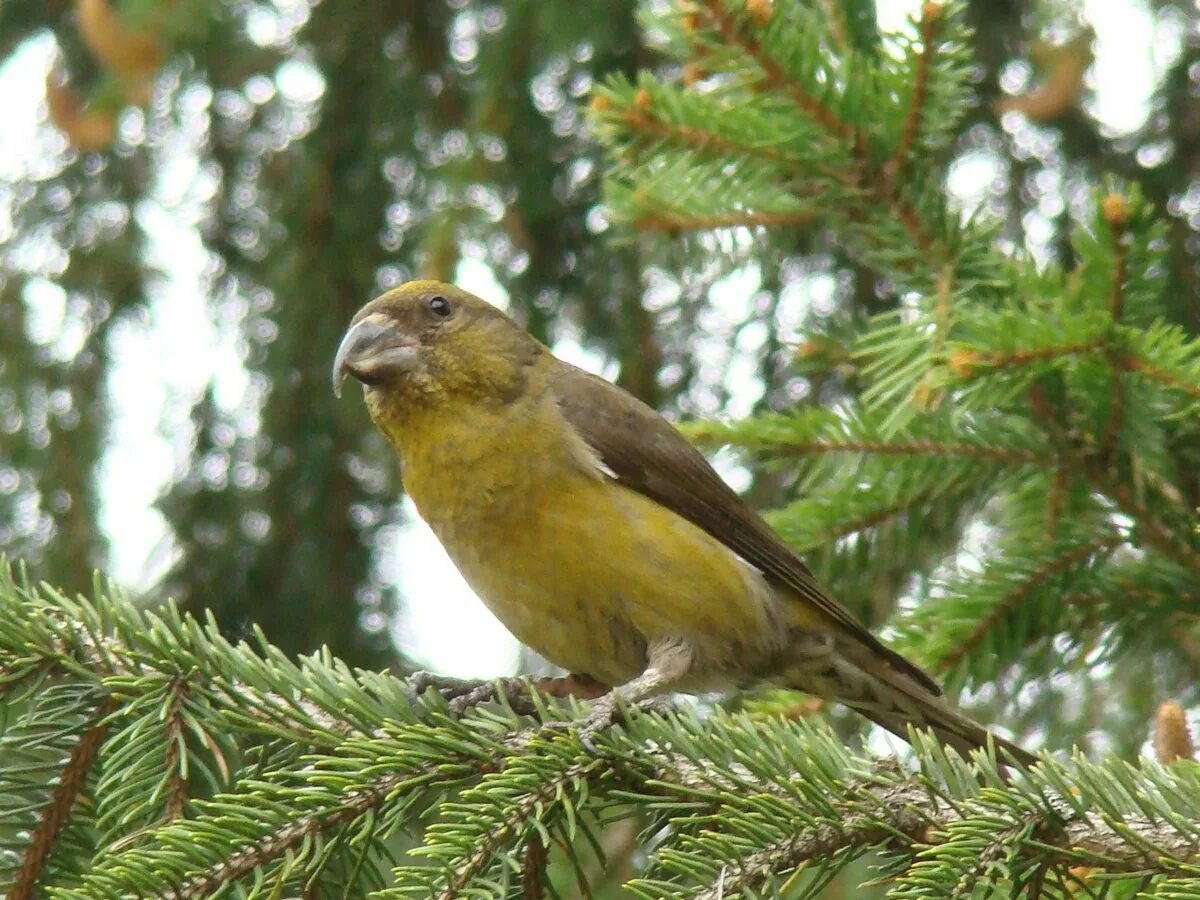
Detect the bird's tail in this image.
<box><xmin>785</xmin><ymin>637</ymin><xmax>1036</xmax><ymax>767</ymax></box>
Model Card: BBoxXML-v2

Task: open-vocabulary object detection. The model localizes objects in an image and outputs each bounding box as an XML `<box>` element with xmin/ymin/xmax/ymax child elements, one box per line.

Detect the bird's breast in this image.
<box><xmin>393</xmin><ymin>397</ymin><xmax>791</xmax><ymax>689</ymax></box>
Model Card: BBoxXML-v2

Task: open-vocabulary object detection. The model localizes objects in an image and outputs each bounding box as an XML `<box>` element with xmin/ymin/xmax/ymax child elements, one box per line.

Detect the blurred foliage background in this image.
<box><xmin>1</xmin><ymin>0</ymin><xmax>1197</xmax><ymax>676</ymax></box>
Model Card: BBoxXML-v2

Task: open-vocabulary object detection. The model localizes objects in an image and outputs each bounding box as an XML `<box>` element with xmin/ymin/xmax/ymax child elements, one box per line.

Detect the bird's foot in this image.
<box><xmin>544</xmin><ymin>693</ymin><xmax>673</xmax><ymax>753</ymax></box>
<box><xmin>408</xmin><ymin>672</ymin><xmax>612</xmax><ymax>719</ymax></box>
<box><xmin>407</xmin><ymin>672</ymin><xmax>527</xmax><ymax>716</ymax></box>
<box><xmin>406</xmin><ymin>671</ymin><xmax>481</xmax><ymax>700</ymax></box>
<box><xmin>575</xmin><ymin>693</ymin><xmax>618</xmax><ymax>753</ymax></box>
<box><xmin>447</xmin><ymin>677</ymin><xmax>529</xmax><ymax>717</ymax></box>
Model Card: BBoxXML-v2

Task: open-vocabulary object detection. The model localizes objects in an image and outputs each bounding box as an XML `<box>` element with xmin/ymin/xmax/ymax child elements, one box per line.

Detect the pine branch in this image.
<box><xmin>438</xmin><ymin>757</ymin><xmax>602</xmax><ymax>900</ymax></box>
<box><xmin>694</xmin><ymin>0</ymin><xmax>859</xmax><ymax>148</ymax></box>
<box><xmin>162</xmin><ymin>679</ymin><xmax>188</xmax><ymax>822</ymax></box>
<box><xmin>7</xmin><ymin>699</ymin><xmax>110</xmax><ymax>900</ymax></box>
<box><xmin>622</xmin><ymin>718</ymin><xmax>1200</xmax><ymax>895</ymax></box>
<box><xmin>1100</xmin><ymin>193</ymin><xmax>1132</xmax><ymax>461</ymax></box>
<box><xmin>616</xmin><ymin>90</ymin><xmax>806</xmax><ymax>169</ymax></box>
<box><xmin>769</xmin><ymin>438</ymin><xmax>1045</xmax><ymax>467</ymax></box>
<box><xmin>889</xmin><ymin>1</ymin><xmax>942</xmax><ymax>179</ymax></box>
<box><xmin>164</xmin><ymin>763</ymin><xmax>419</xmax><ymax>900</ymax></box>
<box><xmin>934</xmin><ymin>537</ymin><xmax>1122</xmax><ymax>676</ymax></box>
<box><xmin>631</xmin><ymin>209</ymin><xmax>814</xmax><ymax>232</ymax></box>
<box><xmin>950</xmin><ymin>338</ymin><xmax>1106</xmax><ymax>376</ymax></box>
<box><xmin>1123</xmin><ymin>353</ymin><xmax>1200</xmax><ymax>401</ymax></box>
<box><xmin>520</xmin><ymin>834</ymin><xmax>548</xmax><ymax>900</ymax></box>
<box><xmin>689</xmin><ymin>777</ymin><xmax>935</xmax><ymax>899</ymax></box>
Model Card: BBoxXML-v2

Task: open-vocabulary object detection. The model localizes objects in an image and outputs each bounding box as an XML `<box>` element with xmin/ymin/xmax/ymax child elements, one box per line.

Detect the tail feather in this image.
<box><xmin>788</xmin><ymin>638</ymin><xmax>1036</xmax><ymax>767</ymax></box>
<box><xmin>847</xmin><ymin>691</ymin><xmax>1036</xmax><ymax>767</ymax></box>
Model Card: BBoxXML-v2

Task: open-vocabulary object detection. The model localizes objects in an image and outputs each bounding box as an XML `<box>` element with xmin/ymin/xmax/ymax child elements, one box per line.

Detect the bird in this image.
<box><xmin>333</xmin><ymin>280</ymin><xmax>1033</xmax><ymax>765</ymax></box>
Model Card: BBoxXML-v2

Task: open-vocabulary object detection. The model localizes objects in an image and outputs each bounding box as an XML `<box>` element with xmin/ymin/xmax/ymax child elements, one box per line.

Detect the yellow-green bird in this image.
<box><xmin>333</xmin><ymin>280</ymin><xmax>1031</xmax><ymax>764</ymax></box>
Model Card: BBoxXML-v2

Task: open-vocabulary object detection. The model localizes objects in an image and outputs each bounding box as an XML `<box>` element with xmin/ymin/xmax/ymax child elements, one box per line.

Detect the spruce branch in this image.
<box><xmin>618</xmin><ymin>90</ymin><xmax>806</xmax><ymax>169</ymax></box>
<box><xmin>1086</xmin><ymin>465</ymin><xmax>1200</xmax><ymax>575</ymax></box>
<box><xmin>950</xmin><ymin>338</ymin><xmax>1106</xmax><ymax>376</ymax></box>
<box><xmin>683</xmin><ymin>406</ymin><xmax>1051</xmax><ymax>468</ymax></box>
<box><xmin>1100</xmin><ymin>192</ymin><xmax>1132</xmax><ymax>462</ymax></box>
<box><xmin>1122</xmin><ymin>353</ymin><xmax>1200</xmax><ymax>402</ymax></box>
<box><xmin>10</xmin><ymin>576</ymin><xmax>1200</xmax><ymax>895</ymax></box>
<box><xmin>689</xmin><ymin>778</ymin><xmax>937</xmax><ymax>899</ymax></box>
<box><xmin>934</xmin><ymin>537</ymin><xmax>1123</xmax><ymax>676</ymax></box>
<box><xmin>1044</xmin><ymin>467</ymin><xmax>1068</xmax><ymax>541</ymax></box>
<box><xmin>818</xmin><ymin>0</ymin><xmax>851</xmax><ymax>52</ymax></box>
<box><xmin>438</xmin><ymin>757</ymin><xmax>602</xmax><ymax>900</ymax></box>
<box><xmin>597</xmin><ymin>0</ymin><xmax>968</xmax><ymax>264</ymax></box>
<box><xmin>1104</xmin><ymin>195</ymin><xmax>1132</xmax><ymax>321</ymax></box>
<box><xmin>162</xmin><ymin>678</ymin><xmax>188</xmax><ymax>822</ymax></box>
<box><xmin>889</xmin><ymin>0</ymin><xmax>942</xmax><ymax>180</ymax></box>
<box><xmin>776</xmin><ymin>439</ymin><xmax>1045</xmax><ymax>467</ymax></box>
<box><xmin>932</xmin><ymin>259</ymin><xmax>954</xmax><ymax>357</ymax></box>
<box><xmin>162</xmin><ymin>762</ymin><xmax>419</xmax><ymax>900</ymax></box>
<box><xmin>1024</xmin><ymin>382</ymin><xmax>1200</xmax><ymax>574</ymax></box>
<box><xmin>520</xmin><ymin>833</ymin><xmax>548</xmax><ymax>900</ymax></box>
<box><xmin>624</xmin><ymin>720</ymin><xmax>1200</xmax><ymax>895</ymax></box>
<box><xmin>908</xmin><ymin>260</ymin><xmax>957</xmax><ymax>412</ymax></box>
<box><xmin>631</xmin><ymin>209</ymin><xmax>814</xmax><ymax>232</ymax></box>
<box><xmin>812</xmin><ymin>487</ymin><xmax>938</xmax><ymax>544</ymax></box>
<box><xmin>8</xmin><ymin>699</ymin><xmax>111</xmax><ymax>900</ymax></box>
<box><xmin>76</xmin><ymin>721</ymin><xmax>556</xmax><ymax>899</ymax></box>
<box><xmin>63</xmin><ymin>613</ymin><xmax>368</xmax><ymax>748</ymax></box>
<box><xmin>694</xmin><ymin>0</ymin><xmax>859</xmax><ymax>148</ymax></box>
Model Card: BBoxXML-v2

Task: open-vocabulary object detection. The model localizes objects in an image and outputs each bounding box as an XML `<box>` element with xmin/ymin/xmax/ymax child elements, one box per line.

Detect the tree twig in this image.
<box><xmin>696</xmin><ymin>0</ymin><xmax>859</xmax><ymax>147</ymax></box>
<box><xmin>1099</xmin><ymin>194</ymin><xmax>1131</xmax><ymax>462</ymax></box>
<box><xmin>8</xmin><ymin>699</ymin><xmax>112</xmax><ymax>900</ymax></box>
<box><xmin>779</xmin><ymin>438</ymin><xmax>1047</xmax><ymax>467</ymax></box>
<box><xmin>890</xmin><ymin>1</ymin><xmax>942</xmax><ymax>179</ymax></box>
<box><xmin>163</xmin><ymin>678</ymin><xmax>189</xmax><ymax>822</ymax></box>
<box><xmin>936</xmin><ymin>537</ymin><xmax>1122</xmax><ymax>675</ymax></box>
<box><xmin>632</xmin><ymin>209</ymin><xmax>815</xmax><ymax>232</ymax></box>
<box><xmin>520</xmin><ymin>833</ymin><xmax>548</xmax><ymax>900</ymax></box>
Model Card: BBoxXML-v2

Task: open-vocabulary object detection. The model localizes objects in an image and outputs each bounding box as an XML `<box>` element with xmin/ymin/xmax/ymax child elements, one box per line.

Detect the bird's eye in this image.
<box><xmin>427</xmin><ymin>296</ymin><xmax>452</xmax><ymax>318</ymax></box>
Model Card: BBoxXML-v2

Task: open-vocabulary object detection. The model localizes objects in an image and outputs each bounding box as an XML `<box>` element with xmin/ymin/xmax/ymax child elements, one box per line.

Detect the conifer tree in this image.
<box><xmin>4</xmin><ymin>0</ymin><xmax>1200</xmax><ymax>897</ymax></box>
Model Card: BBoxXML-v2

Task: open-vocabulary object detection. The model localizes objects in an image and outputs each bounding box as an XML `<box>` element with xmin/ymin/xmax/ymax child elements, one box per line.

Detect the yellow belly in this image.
<box><xmin>445</xmin><ymin>477</ymin><xmax>782</xmax><ymax>686</ymax></box>
<box><xmin>393</xmin><ymin>400</ymin><xmax>788</xmax><ymax>689</ymax></box>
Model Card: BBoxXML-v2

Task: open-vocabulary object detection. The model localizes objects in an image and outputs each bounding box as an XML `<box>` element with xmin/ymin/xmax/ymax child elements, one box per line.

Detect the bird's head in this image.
<box><xmin>333</xmin><ymin>280</ymin><xmax>543</xmax><ymax>415</ymax></box>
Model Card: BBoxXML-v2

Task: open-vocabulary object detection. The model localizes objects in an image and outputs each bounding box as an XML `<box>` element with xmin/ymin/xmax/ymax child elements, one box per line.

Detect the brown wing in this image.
<box><xmin>549</xmin><ymin>361</ymin><xmax>939</xmax><ymax>695</ymax></box>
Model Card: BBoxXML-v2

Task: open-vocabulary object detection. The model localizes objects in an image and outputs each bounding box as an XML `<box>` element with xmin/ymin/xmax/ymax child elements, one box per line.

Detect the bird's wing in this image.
<box><xmin>549</xmin><ymin>362</ymin><xmax>939</xmax><ymax>695</ymax></box>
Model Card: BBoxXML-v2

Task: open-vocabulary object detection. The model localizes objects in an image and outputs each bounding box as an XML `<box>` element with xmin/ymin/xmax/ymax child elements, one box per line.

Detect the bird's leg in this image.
<box><xmin>571</xmin><ymin>639</ymin><xmax>694</xmax><ymax>751</ymax></box>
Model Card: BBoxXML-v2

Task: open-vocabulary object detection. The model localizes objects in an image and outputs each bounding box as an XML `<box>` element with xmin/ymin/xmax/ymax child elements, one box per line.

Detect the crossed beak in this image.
<box><xmin>332</xmin><ymin>315</ymin><xmax>420</xmax><ymax>397</ymax></box>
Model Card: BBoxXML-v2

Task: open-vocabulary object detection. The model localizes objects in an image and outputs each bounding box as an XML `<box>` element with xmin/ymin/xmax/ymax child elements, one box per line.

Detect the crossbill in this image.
<box><xmin>333</xmin><ymin>280</ymin><xmax>1031</xmax><ymax>764</ymax></box>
